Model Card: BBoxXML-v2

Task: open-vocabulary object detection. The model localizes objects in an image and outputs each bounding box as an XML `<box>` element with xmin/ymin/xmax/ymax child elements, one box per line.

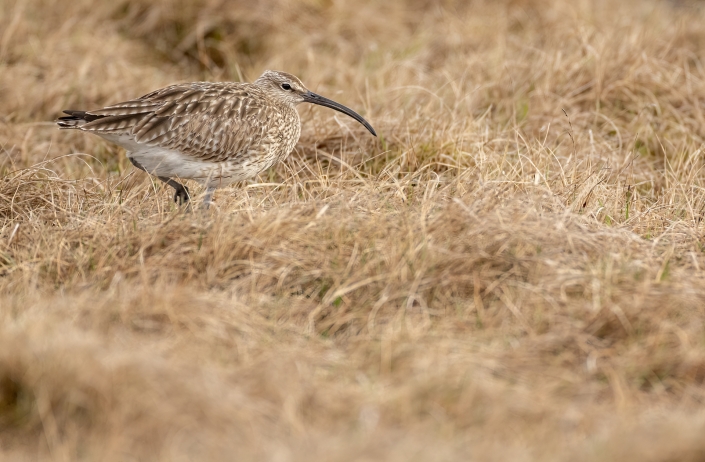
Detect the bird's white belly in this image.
<box><xmin>100</xmin><ymin>133</ymin><xmax>269</xmax><ymax>187</ymax></box>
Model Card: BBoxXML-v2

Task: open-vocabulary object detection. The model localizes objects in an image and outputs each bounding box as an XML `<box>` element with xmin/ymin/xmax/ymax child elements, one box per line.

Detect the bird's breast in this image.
<box><xmin>274</xmin><ymin>108</ymin><xmax>301</xmax><ymax>162</ymax></box>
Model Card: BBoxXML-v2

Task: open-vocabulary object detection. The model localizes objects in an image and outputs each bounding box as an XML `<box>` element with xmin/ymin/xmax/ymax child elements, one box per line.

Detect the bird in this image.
<box><xmin>56</xmin><ymin>70</ymin><xmax>376</xmax><ymax>208</ymax></box>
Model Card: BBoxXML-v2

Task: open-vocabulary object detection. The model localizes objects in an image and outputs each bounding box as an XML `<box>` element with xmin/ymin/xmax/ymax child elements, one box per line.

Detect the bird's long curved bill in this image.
<box><xmin>303</xmin><ymin>91</ymin><xmax>377</xmax><ymax>136</ymax></box>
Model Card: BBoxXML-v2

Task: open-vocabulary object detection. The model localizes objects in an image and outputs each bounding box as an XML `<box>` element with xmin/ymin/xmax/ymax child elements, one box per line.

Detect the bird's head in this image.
<box><xmin>254</xmin><ymin>70</ymin><xmax>376</xmax><ymax>136</ymax></box>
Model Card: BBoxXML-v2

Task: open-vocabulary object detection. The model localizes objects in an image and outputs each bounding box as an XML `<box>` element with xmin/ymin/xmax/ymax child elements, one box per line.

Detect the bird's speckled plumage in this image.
<box><xmin>56</xmin><ymin>70</ymin><xmax>376</xmax><ymax>207</ymax></box>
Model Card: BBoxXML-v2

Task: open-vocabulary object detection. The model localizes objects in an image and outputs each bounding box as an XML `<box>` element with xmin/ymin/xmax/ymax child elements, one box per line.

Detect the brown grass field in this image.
<box><xmin>3</xmin><ymin>0</ymin><xmax>705</xmax><ymax>460</ymax></box>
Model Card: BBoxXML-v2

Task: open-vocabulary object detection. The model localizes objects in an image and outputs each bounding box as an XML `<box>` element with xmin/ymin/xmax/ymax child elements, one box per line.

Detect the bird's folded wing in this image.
<box><xmin>80</xmin><ymin>82</ymin><xmax>270</xmax><ymax>163</ymax></box>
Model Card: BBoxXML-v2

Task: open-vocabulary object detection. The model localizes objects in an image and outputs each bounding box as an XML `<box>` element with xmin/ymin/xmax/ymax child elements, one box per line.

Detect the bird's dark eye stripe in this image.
<box><xmin>281</xmin><ymin>83</ymin><xmax>291</xmax><ymax>90</ymax></box>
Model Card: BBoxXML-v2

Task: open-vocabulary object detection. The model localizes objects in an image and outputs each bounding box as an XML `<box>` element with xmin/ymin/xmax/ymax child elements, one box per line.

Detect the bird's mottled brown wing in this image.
<box><xmin>81</xmin><ymin>82</ymin><xmax>271</xmax><ymax>162</ymax></box>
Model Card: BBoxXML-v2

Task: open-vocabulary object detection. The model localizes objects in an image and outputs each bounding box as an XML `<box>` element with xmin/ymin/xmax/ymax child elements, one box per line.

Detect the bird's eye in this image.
<box><xmin>281</xmin><ymin>83</ymin><xmax>291</xmax><ymax>90</ymax></box>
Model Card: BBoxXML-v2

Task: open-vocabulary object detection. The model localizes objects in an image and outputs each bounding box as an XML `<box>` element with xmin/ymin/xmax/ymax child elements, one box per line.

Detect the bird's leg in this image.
<box><xmin>128</xmin><ymin>157</ymin><xmax>190</xmax><ymax>205</ymax></box>
<box><xmin>201</xmin><ymin>186</ymin><xmax>217</xmax><ymax>210</ymax></box>
<box><xmin>158</xmin><ymin>176</ymin><xmax>190</xmax><ymax>205</ymax></box>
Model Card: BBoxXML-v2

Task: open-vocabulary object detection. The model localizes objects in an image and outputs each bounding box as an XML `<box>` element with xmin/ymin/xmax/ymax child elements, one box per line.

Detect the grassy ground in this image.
<box><xmin>3</xmin><ymin>0</ymin><xmax>705</xmax><ymax>460</ymax></box>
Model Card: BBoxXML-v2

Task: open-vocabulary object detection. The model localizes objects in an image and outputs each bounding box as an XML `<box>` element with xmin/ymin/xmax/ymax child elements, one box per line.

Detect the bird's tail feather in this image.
<box><xmin>56</xmin><ymin>110</ymin><xmax>104</xmax><ymax>129</ymax></box>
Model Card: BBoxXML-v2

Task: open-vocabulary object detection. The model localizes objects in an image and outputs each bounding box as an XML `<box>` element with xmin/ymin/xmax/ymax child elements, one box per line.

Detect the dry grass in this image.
<box><xmin>3</xmin><ymin>0</ymin><xmax>705</xmax><ymax>460</ymax></box>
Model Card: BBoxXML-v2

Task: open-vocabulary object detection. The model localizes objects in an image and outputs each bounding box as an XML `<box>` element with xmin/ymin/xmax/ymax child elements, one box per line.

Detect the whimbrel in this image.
<box><xmin>56</xmin><ymin>70</ymin><xmax>376</xmax><ymax>207</ymax></box>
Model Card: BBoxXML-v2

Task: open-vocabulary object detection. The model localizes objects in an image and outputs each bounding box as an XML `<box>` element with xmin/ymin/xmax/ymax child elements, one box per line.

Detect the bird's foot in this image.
<box><xmin>173</xmin><ymin>185</ymin><xmax>190</xmax><ymax>205</ymax></box>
